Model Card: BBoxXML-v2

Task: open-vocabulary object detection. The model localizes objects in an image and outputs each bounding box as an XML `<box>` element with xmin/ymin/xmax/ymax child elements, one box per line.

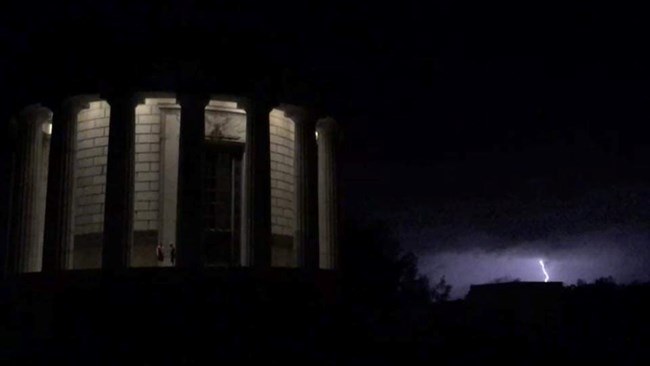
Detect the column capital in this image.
<box><xmin>61</xmin><ymin>96</ymin><xmax>90</xmax><ymax>113</ymax></box>
<box><xmin>177</xmin><ymin>93</ymin><xmax>210</xmax><ymax>107</ymax></box>
<box><xmin>100</xmin><ymin>92</ymin><xmax>143</xmax><ymax>108</ymax></box>
<box><xmin>281</xmin><ymin>104</ymin><xmax>320</xmax><ymax>124</ymax></box>
<box><xmin>241</xmin><ymin>78</ymin><xmax>278</xmax><ymax>113</ymax></box>
<box><xmin>16</xmin><ymin>105</ymin><xmax>51</xmax><ymax>127</ymax></box>
<box><xmin>316</xmin><ymin>117</ymin><xmax>341</xmax><ymax>143</ymax></box>
<box><xmin>316</xmin><ymin>117</ymin><xmax>339</xmax><ymax>132</ymax></box>
<box><xmin>44</xmin><ymin>95</ymin><xmax>95</xmax><ymax>113</ymax></box>
<box><xmin>239</xmin><ymin>96</ymin><xmax>275</xmax><ymax>115</ymax></box>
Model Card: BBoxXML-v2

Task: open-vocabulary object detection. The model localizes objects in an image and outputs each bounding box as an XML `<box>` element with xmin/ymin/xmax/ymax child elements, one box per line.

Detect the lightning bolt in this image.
<box><xmin>539</xmin><ymin>259</ymin><xmax>549</xmax><ymax>283</ymax></box>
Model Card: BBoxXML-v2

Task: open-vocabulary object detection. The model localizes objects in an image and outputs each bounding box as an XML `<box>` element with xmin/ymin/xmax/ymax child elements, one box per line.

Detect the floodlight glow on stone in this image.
<box><xmin>43</xmin><ymin>122</ymin><xmax>52</xmax><ymax>135</ymax></box>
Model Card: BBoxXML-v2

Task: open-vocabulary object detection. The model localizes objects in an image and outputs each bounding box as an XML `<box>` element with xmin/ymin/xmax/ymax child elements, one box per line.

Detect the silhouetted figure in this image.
<box><xmin>156</xmin><ymin>243</ymin><xmax>165</xmax><ymax>263</ymax></box>
<box><xmin>169</xmin><ymin>243</ymin><xmax>176</xmax><ymax>265</ymax></box>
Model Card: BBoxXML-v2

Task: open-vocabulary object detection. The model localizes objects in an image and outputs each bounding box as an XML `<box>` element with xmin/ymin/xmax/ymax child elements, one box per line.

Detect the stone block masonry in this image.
<box><xmin>73</xmin><ymin>100</ymin><xmax>164</xmax><ymax>268</ymax></box>
<box><xmin>269</xmin><ymin>111</ymin><xmax>296</xmax><ymax>267</ymax></box>
<box><xmin>269</xmin><ymin>112</ymin><xmax>295</xmax><ymax>238</ymax></box>
<box><xmin>130</xmin><ymin>102</ymin><xmax>166</xmax><ymax>268</ymax></box>
<box><xmin>73</xmin><ymin>101</ymin><xmax>110</xmax><ymax>268</ymax></box>
<box><xmin>133</xmin><ymin>103</ymin><xmax>162</xmax><ymax>233</ymax></box>
<box><xmin>75</xmin><ymin>101</ymin><xmax>110</xmax><ymax>237</ymax></box>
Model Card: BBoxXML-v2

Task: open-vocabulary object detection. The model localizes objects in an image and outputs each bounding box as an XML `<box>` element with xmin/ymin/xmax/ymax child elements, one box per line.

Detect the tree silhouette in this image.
<box><xmin>337</xmin><ymin>219</ymin><xmax>436</xmax><ymax>363</ymax></box>
<box><xmin>431</xmin><ymin>276</ymin><xmax>452</xmax><ymax>303</ymax></box>
<box><xmin>339</xmin><ymin>219</ymin><xmax>433</xmax><ymax>307</ymax></box>
<box><xmin>594</xmin><ymin>276</ymin><xmax>616</xmax><ymax>287</ymax></box>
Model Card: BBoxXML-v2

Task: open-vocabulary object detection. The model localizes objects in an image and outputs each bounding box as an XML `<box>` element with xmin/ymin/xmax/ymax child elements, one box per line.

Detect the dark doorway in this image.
<box><xmin>202</xmin><ymin>141</ymin><xmax>244</xmax><ymax>266</ymax></box>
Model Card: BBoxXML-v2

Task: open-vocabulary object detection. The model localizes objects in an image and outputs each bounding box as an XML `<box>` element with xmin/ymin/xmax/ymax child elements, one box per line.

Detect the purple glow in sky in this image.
<box><xmin>414</xmin><ymin>228</ymin><xmax>650</xmax><ymax>299</ymax></box>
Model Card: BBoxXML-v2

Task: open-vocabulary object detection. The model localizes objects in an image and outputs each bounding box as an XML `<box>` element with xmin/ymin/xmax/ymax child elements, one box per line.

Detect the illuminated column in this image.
<box><xmin>102</xmin><ymin>93</ymin><xmax>138</xmax><ymax>270</ymax></box>
<box><xmin>285</xmin><ymin>105</ymin><xmax>319</xmax><ymax>269</ymax></box>
<box><xmin>241</xmin><ymin>98</ymin><xmax>273</xmax><ymax>267</ymax></box>
<box><xmin>317</xmin><ymin>117</ymin><xmax>340</xmax><ymax>269</ymax></box>
<box><xmin>8</xmin><ymin>105</ymin><xmax>50</xmax><ymax>274</ymax></box>
<box><xmin>42</xmin><ymin>97</ymin><xmax>86</xmax><ymax>272</ymax></box>
<box><xmin>176</xmin><ymin>94</ymin><xmax>208</xmax><ymax>269</ymax></box>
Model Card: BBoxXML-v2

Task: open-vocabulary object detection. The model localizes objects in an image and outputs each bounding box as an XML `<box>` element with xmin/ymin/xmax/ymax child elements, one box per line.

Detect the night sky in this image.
<box><xmin>3</xmin><ymin>0</ymin><xmax>650</xmax><ymax>297</ymax></box>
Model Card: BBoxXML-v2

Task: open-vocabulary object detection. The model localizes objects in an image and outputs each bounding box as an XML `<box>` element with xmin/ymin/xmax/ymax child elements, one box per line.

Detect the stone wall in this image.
<box><xmin>133</xmin><ymin>101</ymin><xmax>162</xmax><ymax>233</ymax></box>
<box><xmin>70</xmin><ymin>100</ymin><xmax>298</xmax><ymax>269</ymax></box>
<box><xmin>72</xmin><ymin>99</ymin><xmax>167</xmax><ymax>268</ymax></box>
<box><xmin>73</xmin><ymin>101</ymin><xmax>110</xmax><ymax>269</ymax></box>
<box><xmin>159</xmin><ymin>107</ymin><xmax>180</xmax><ymax>265</ymax></box>
<box><xmin>132</xmin><ymin>101</ymin><xmax>161</xmax><ymax>267</ymax></box>
<box><xmin>269</xmin><ymin>110</ymin><xmax>295</xmax><ymax>267</ymax></box>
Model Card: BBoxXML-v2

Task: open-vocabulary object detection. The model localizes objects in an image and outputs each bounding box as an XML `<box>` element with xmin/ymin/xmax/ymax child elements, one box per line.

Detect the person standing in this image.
<box><xmin>156</xmin><ymin>243</ymin><xmax>165</xmax><ymax>264</ymax></box>
<box><xmin>169</xmin><ymin>243</ymin><xmax>176</xmax><ymax>265</ymax></box>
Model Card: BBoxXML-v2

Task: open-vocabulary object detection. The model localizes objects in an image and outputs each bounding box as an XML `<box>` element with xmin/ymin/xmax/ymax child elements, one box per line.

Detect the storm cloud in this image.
<box><xmin>382</xmin><ymin>185</ymin><xmax>650</xmax><ymax>298</ymax></box>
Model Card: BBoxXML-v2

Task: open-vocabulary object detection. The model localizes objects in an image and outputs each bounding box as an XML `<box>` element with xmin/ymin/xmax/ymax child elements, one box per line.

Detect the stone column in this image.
<box><xmin>317</xmin><ymin>118</ymin><xmax>340</xmax><ymax>270</ymax></box>
<box><xmin>8</xmin><ymin>105</ymin><xmax>50</xmax><ymax>274</ymax></box>
<box><xmin>285</xmin><ymin>106</ymin><xmax>319</xmax><ymax>269</ymax></box>
<box><xmin>33</xmin><ymin>128</ymin><xmax>50</xmax><ymax>271</ymax></box>
<box><xmin>241</xmin><ymin>98</ymin><xmax>273</xmax><ymax>267</ymax></box>
<box><xmin>42</xmin><ymin>97</ymin><xmax>85</xmax><ymax>272</ymax></box>
<box><xmin>102</xmin><ymin>94</ymin><xmax>138</xmax><ymax>270</ymax></box>
<box><xmin>176</xmin><ymin>94</ymin><xmax>208</xmax><ymax>269</ymax></box>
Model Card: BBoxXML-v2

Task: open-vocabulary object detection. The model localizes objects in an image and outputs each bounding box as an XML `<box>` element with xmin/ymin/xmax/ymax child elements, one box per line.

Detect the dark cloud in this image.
<box><xmin>384</xmin><ymin>182</ymin><xmax>650</xmax><ymax>249</ymax></box>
